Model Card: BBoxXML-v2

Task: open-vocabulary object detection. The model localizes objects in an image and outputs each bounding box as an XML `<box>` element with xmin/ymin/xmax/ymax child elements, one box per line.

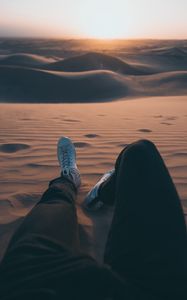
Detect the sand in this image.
<box><xmin>0</xmin><ymin>39</ymin><xmax>187</xmax><ymax>102</ymax></box>
<box><xmin>0</xmin><ymin>96</ymin><xmax>187</xmax><ymax>262</ymax></box>
<box><xmin>0</xmin><ymin>39</ymin><xmax>187</xmax><ymax>263</ymax></box>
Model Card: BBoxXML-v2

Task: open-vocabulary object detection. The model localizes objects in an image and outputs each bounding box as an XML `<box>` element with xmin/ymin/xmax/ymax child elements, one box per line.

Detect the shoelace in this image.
<box><xmin>60</xmin><ymin>146</ymin><xmax>75</xmax><ymax>175</ymax></box>
<box><xmin>63</xmin><ymin>159</ymin><xmax>80</xmax><ymax>186</ymax></box>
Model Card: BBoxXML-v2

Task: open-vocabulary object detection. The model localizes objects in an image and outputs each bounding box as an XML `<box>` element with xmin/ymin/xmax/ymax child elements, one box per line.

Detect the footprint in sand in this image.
<box><xmin>0</xmin><ymin>143</ymin><xmax>30</xmax><ymax>153</ymax></box>
<box><xmin>53</xmin><ymin>115</ymin><xmax>67</xmax><ymax>120</ymax></box>
<box><xmin>20</xmin><ymin>118</ymin><xmax>39</xmax><ymax>121</ymax></box>
<box><xmin>63</xmin><ymin>119</ymin><xmax>81</xmax><ymax>123</ymax></box>
<box><xmin>153</xmin><ymin>115</ymin><xmax>163</xmax><ymax>118</ymax></box>
<box><xmin>84</xmin><ymin>134</ymin><xmax>99</xmax><ymax>138</ymax></box>
<box><xmin>74</xmin><ymin>142</ymin><xmax>91</xmax><ymax>148</ymax></box>
<box><xmin>171</xmin><ymin>152</ymin><xmax>187</xmax><ymax>157</ymax></box>
<box><xmin>164</xmin><ymin>116</ymin><xmax>178</xmax><ymax>121</ymax></box>
<box><xmin>161</xmin><ymin>122</ymin><xmax>173</xmax><ymax>126</ymax></box>
<box><xmin>138</xmin><ymin>129</ymin><xmax>152</xmax><ymax>133</ymax></box>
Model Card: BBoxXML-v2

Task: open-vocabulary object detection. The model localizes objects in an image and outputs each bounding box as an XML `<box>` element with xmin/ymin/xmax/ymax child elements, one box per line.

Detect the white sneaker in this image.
<box><xmin>83</xmin><ymin>169</ymin><xmax>115</xmax><ymax>211</ymax></box>
<box><xmin>57</xmin><ymin>137</ymin><xmax>81</xmax><ymax>189</ymax></box>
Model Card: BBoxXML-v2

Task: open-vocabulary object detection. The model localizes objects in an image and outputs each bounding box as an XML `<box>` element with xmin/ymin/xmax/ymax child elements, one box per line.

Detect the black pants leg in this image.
<box><xmin>4</xmin><ymin>177</ymin><xmax>80</xmax><ymax>256</ymax></box>
<box><xmin>104</xmin><ymin>140</ymin><xmax>187</xmax><ymax>299</ymax></box>
<box><xmin>0</xmin><ymin>178</ymin><xmax>123</xmax><ymax>300</ymax></box>
<box><xmin>0</xmin><ymin>178</ymin><xmax>108</xmax><ymax>299</ymax></box>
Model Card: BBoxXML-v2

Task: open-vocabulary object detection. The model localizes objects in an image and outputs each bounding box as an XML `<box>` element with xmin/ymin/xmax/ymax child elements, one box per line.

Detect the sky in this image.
<box><xmin>0</xmin><ymin>0</ymin><xmax>187</xmax><ymax>39</ymax></box>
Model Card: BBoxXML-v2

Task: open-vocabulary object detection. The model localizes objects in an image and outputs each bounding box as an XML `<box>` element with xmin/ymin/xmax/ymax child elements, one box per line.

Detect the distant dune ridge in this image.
<box><xmin>45</xmin><ymin>52</ymin><xmax>154</xmax><ymax>75</ymax></box>
<box><xmin>0</xmin><ymin>39</ymin><xmax>187</xmax><ymax>102</ymax></box>
<box><xmin>0</xmin><ymin>53</ymin><xmax>55</xmax><ymax>67</ymax></box>
<box><xmin>146</xmin><ymin>46</ymin><xmax>187</xmax><ymax>57</ymax></box>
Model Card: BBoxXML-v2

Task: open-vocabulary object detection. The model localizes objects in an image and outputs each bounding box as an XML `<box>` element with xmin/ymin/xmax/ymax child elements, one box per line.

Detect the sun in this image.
<box><xmin>76</xmin><ymin>0</ymin><xmax>129</xmax><ymax>39</ymax></box>
<box><xmin>84</xmin><ymin>21</ymin><xmax>125</xmax><ymax>40</ymax></box>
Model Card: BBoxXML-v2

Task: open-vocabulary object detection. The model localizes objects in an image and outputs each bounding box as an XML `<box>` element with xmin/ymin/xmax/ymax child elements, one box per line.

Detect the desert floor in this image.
<box><xmin>0</xmin><ymin>96</ymin><xmax>186</xmax><ymax>261</ymax></box>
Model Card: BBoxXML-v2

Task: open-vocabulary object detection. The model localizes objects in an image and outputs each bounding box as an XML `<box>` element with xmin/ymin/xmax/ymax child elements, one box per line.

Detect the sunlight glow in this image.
<box><xmin>0</xmin><ymin>0</ymin><xmax>187</xmax><ymax>38</ymax></box>
<box><xmin>75</xmin><ymin>0</ymin><xmax>129</xmax><ymax>39</ymax></box>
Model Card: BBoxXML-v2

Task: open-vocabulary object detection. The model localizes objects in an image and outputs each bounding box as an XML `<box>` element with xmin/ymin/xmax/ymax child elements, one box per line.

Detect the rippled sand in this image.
<box><xmin>0</xmin><ymin>96</ymin><xmax>187</xmax><ymax>261</ymax></box>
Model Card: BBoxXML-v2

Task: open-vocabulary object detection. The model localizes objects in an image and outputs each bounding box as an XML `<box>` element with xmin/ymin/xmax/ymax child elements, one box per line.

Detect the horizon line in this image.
<box><xmin>0</xmin><ymin>36</ymin><xmax>187</xmax><ymax>41</ymax></box>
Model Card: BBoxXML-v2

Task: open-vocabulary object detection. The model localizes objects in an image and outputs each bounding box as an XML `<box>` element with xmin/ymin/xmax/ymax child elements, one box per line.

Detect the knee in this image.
<box><xmin>134</xmin><ymin>139</ymin><xmax>157</xmax><ymax>151</ymax></box>
<box><xmin>119</xmin><ymin>139</ymin><xmax>158</xmax><ymax>164</ymax></box>
<box><xmin>39</xmin><ymin>187</ymin><xmax>73</xmax><ymax>205</ymax></box>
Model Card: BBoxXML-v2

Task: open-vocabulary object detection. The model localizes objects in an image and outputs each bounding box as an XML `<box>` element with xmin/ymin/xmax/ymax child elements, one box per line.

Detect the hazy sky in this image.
<box><xmin>0</xmin><ymin>0</ymin><xmax>187</xmax><ymax>39</ymax></box>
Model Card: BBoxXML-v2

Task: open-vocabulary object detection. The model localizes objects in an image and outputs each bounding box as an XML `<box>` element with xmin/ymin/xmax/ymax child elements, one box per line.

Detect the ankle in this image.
<box><xmin>50</xmin><ymin>176</ymin><xmax>77</xmax><ymax>193</ymax></box>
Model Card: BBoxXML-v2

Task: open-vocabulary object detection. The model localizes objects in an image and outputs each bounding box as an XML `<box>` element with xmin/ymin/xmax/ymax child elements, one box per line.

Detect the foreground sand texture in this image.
<box><xmin>0</xmin><ymin>97</ymin><xmax>187</xmax><ymax>261</ymax></box>
<box><xmin>0</xmin><ymin>39</ymin><xmax>187</xmax><ymax>102</ymax></box>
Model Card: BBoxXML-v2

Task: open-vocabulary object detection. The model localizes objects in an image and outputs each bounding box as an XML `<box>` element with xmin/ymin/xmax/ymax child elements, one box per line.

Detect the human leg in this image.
<box><xmin>0</xmin><ymin>136</ymin><xmax>130</xmax><ymax>300</ymax></box>
<box><xmin>3</xmin><ymin>137</ymin><xmax>82</xmax><ymax>256</ymax></box>
<box><xmin>104</xmin><ymin>140</ymin><xmax>187</xmax><ymax>298</ymax></box>
<box><xmin>4</xmin><ymin>177</ymin><xmax>80</xmax><ymax>257</ymax></box>
<box><xmin>0</xmin><ymin>137</ymin><xmax>123</xmax><ymax>300</ymax></box>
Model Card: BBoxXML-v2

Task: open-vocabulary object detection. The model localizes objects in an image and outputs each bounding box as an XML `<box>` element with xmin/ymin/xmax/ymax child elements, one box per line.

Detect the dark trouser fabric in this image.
<box><xmin>5</xmin><ymin>178</ymin><xmax>79</xmax><ymax>255</ymax></box>
<box><xmin>0</xmin><ymin>140</ymin><xmax>186</xmax><ymax>300</ymax></box>
<box><xmin>104</xmin><ymin>140</ymin><xmax>187</xmax><ymax>299</ymax></box>
<box><xmin>0</xmin><ymin>178</ymin><xmax>123</xmax><ymax>300</ymax></box>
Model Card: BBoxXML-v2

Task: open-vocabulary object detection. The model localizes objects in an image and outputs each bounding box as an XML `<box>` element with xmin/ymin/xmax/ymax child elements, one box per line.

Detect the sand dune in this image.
<box><xmin>0</xmin><ymin>65</ymin><xmax>187</xmax><ymax>102</ymax></box>
<box><xmin>140</xmin><ymin>71</ymin><xmax>187</xmax><ymax>96</ymax></box>
<box><xmin>0</xmin><ymin>66</ymin><xmax>130</xmax><ymax>102</ymax></box>
<box><xmin>148</xmin><ymin>46</ymin><xmax>187</xmax><ymax>57</ymax></box>
<box><xmin>0</xmin><ymin>53</ymin><xmax>55</xmax><ymax>67</ymax></box>
<box><xmin>136</xmin><ymin>46</ymin><xmax>187</xmax><ymax>73</ymax></box>
<box><xmin>0</xmin><ymin>41</ymin><xmax>187</xmax><ymax>103</ymax></box>
<box><xmin>45</xmin><ymin>52</ymin><xmax>154</xmax><ymax>75</ymax></box>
